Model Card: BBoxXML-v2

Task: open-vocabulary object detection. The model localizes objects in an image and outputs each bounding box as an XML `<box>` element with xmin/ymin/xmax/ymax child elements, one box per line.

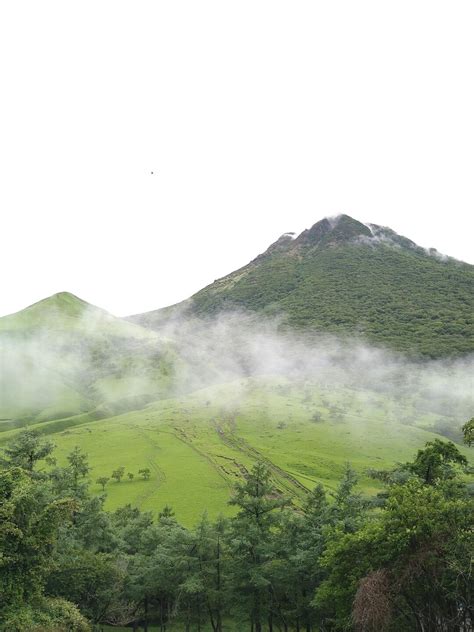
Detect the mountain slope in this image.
<box><xmin>0</xmin><ymin>292</ymin><xmax>177</xmax><ymax>424</ymax></box>
<box><xmin>1</xmin><ymin>375</ymin><xmax>468</xmax><ymax>526</ymax></box>
<box><xmin>0</xmin><ymin>291</ymin><xmax>152</xmax><ymax>338</ymax></box>
<box><xmin>132</xmin><ymin>215</ymin><xmax>474</xmax><ymax>357</ymax></box>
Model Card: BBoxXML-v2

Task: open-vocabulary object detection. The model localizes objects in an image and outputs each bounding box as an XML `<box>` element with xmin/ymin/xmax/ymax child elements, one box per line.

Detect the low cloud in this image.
<box><xmin>1</xmin><ymin>306</ymin><xmax>472</xmax><ymax>442</ymax></box>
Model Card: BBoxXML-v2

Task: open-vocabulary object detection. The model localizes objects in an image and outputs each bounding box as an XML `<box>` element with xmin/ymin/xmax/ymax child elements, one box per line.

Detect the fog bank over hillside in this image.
<box><xmin>1</xmin><ymin>304</ymin><xmax>472</xmax><ymax>439</ymax></box>
<box><xmin>0</xmin><ymin>301</ymin><xmax>176</xmax><ymax>420</ymax></box>
<box><xmin>155</xmin><ymin>311</ymin><xmax>473</xmax><ymax>431</ymax></box>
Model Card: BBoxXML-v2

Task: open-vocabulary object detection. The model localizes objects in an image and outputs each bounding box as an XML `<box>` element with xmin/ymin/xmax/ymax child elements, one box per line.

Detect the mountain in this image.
<box><xmin>131</xmin><ymin>215</ymin><xmax>474</xmax><ymax>358</ymax></box>
<box><xmin>1</xmin><ymin>228</ymin><xmax>473</xmax><ymax>522</ymax></box>
<box><xmin>0</xmin><ymin>291</ymin><xmax>154</xmax><ymax>338</ymax></box>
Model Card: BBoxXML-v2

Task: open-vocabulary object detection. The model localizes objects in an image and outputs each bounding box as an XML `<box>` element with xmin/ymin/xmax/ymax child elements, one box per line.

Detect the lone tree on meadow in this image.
<box><xmin>67</xmin><ymin>446</ymin><xmax>90</xmax><ymax>491</ymax></box>
<box><xmin>138</xmin><ymin>468</ymin><xmax>151</xmax><ymax>480</ymax></box>
<box><xmin>96</xmin><ymin>476</ymin><xmax>110</xmax><ymax>491</ymax></box>
<box><xmin>112</xmin><ymin>466</ymin><xmax>126</xmax><ymax>483</ymax></box>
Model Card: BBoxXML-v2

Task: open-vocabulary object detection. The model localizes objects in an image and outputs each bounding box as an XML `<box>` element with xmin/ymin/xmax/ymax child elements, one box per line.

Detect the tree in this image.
<box><xmin>330</xmin><ymin>464</ymin><xmax>365</xmax><ymax>533</ymax></box>
<box><xmin>315</xmin><ymin>445</ymin><xmax>473</xmax><ymax>631</ymax></box>
<box><xmin>0</xmin><ymin>468</ymin><xmax>88</xmax><ymax>630</ymax></box>
<box><xmin>407</xmin><ymin>439</ymin><xmax>467</xmax><ymax>485</ymax></box>
<box><xmin>97</xmin><ymin>476</ymin><xmax>110</xmax><ymax>491</ymax></box>
<box><xmin>59</xmin><ymin>491</ymin><xmax>116</xmax><ymax>553</ymax></box>
<box><xmin>294</xmin><ymin>484</ymin><xmax>331</xmax><ymax>631</ymax></box>
<box><xmin>0</xmin><ymin>597</ymin><xmax>90</xmax><ymax>632</ymax></box>
<box><xmin>462</xmin><ymin>417</ymin><xmax>474</xmax><ymax>447</ymax></box>
<box><xmin>111</xmin><ymin>504</ymin><xmax>153</xmax><ymax>555</ymax></box>
<box><xmin>228</xmin><ymin>462</ymin><xmax>287</xmax><ymax>632</ymax></box>
<box><xmin>159</xmin><ymin>504</ymin><xmax>175</xmax><ymax>520</ymax></box>
<box><xmin>47</xmin><ymin>549</ymin><xmax>125</xmax><ymax>626</ymax></box>
<box><xmin>0</xmin><ymin>468</ymin><xmax>72</xmax><ymax>603</ymax></box>
<box><xmin>139</xmin><ymin>468</ymin><xmax>151</xmax><ymax>480</ymax></box>
<box><xmin>127</xmin><ymin>472</ymin><xmax>135</xmax><ymax>481</ymax></box>
<box><xmin>1</xmin><ymin>428</ymin><xmax>54</xmax><ymax>474</ymax></box>
<box><xmin>112</xmin><ymin>466</ymin><xmax>126</xmax><ymax>483</ymax></box>
<box><xmin>67</xmin><ymin>446</ymin><xmax>90</xmax><ymax>490</ymax></box>
<box><xmin>191</xmin><ymin>513</ymin><xmax>229</xmax><ymax>632</ymax></box>
<box><xmin>127</xmin><ymin>508</ymin><xmax>189</xmax><ymax>631</ymax></box>
<box><xmin>49</xmin><ymin>447</ymin><xmax>91</xmax><ymax>501</ymax></box>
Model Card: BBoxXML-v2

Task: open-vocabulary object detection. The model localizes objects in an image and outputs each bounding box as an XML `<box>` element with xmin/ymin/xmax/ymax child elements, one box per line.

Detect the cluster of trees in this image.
<box><xmin>0</xmin><ymin>427</ymin><xmax>472</xmax><ymax>631</ymax></box>
<box><xmin>96</xmin><ymin>467</ymin><xmax>151</xmax><ymax>490</ymax></box>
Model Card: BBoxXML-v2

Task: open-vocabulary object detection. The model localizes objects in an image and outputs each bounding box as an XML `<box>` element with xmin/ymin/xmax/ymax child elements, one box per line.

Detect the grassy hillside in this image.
<box><xmin>133</xmin><ymin>215</ymin><xmax>474</xmax><ymax>358</ymax></box>
<box><xmin>0</xmin><ymin>291</ymin><xmax>151</xmax><ymax>338</ymax></box>
<box><xmin>0</xmin><ymin>292</ymin><xmax>178</xmax><ymax>424</ymax></box>
<box><xmin>1</xmin><ymin>376</ymin><xmax>470</xmax><ymax>525</ymax></box>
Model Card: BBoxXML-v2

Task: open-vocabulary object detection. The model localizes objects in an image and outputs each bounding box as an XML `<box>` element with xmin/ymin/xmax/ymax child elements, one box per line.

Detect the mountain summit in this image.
<box><xmin>0</xmin><ymin>291</ymin><xmax>154</xmax><ymax>340</ymax></box>
<box><xmin>132</xmin><ymin>215</ymin><xmax>474</xmax><ymax>357</ymax></box>
<box><xmin>286</xmin><ymin>214</ymin><xmax>373</xmax><ymax>246</ymax></box>
<box><xmin>258</xmin><ymin>214</ymin><xmax>439</xmax><ymax>256</ymax></box>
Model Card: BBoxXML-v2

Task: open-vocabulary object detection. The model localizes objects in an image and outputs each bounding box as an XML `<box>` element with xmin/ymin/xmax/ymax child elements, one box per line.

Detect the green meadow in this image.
<box><xmin>16</xmin><ymin>376</ymin><xmax>465</xmax><ymax>525</ymax></box>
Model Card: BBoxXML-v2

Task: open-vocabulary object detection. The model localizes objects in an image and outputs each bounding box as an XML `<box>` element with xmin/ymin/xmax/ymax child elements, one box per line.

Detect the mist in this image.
<box><xmin>155</xmin><ymin>311</ymin><xmax>473</xmax><ymax>432</ymax></box>
<box><xmin>1</xmin><ymin>302</ymin><xmax>471</xmax><ymax>445</ymax></box>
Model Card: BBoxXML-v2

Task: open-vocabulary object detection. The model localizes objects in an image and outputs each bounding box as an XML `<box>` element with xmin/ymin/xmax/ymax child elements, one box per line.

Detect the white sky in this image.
<box><xmin>1</xmin><ymin>1</ymin><xmax>473</xmax><ymax>318</ymax></box>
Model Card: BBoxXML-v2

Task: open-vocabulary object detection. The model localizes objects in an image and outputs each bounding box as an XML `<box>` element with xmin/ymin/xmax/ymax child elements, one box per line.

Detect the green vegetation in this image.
<box><xmin>0</xmin><ymin>292</ymin><xmax>178</xmax><ymax>423</ymax></box>
<box><xmin>136</xmin><ymin>215</ymin><xmax>474</xmax><ymax>358</ymax></box>
<box><xmin>0</xmin><ymin>291</ymin><xmax>150</xmax><ymax>339</ymax></box>
<box><xmin>462</xmin><ymin>417</ymin><xmax>474</xmax><ymax>446</ymax></box>
<box><xmin>0</xmin><ymin>429</ymin><xmax>472</xmax><ymax>631</ymax></box>
<box><xmin>1</xmin><ymin>377</ymin><xmax>471</xmax><ymax>525</ymax></box>
<box><xmin>0</xmin><ymin>216</ymin><xmax>472</xmax><ymax>628</ymax></box>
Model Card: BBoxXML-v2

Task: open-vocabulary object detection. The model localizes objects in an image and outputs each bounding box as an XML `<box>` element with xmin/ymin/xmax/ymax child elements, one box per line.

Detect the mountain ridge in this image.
<box><xmin>2</xmin><ymin>215</ymin><xmax>473</xmax><ymax>357</ymax></box>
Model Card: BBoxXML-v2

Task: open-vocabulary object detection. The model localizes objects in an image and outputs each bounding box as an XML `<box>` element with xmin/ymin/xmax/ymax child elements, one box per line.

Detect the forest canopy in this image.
<box><xmin>0</xmin><ymin>428</ymin><xmax>472</xmax><ymax>631</ymax></box>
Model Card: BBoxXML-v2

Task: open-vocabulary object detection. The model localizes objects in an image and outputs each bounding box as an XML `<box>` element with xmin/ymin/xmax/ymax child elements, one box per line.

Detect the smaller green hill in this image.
<box><xmin>0</xmin><ymin>291</ymin><xmax>152</xmax><ymax>339</ymax></box>
<box><xmin>0</xmin><ymin>292</ymin><xmax>178</xmax><ymax>425</ymax></box>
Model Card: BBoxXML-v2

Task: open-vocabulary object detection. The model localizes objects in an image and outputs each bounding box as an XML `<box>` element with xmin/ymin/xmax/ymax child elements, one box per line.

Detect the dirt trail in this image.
<box><xmin>214</xmin><ymin>419</ymin><xmax>309</xmax><ymax>500</ymax></box>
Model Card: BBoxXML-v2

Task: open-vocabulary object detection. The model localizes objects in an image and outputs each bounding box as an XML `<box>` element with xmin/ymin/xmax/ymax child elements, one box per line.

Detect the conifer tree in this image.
<box><xmin>228</xmin><ymin>462</ymin><xmax>287</xmax><ymax>632</ymax></box>
<box><xmin>1</xmin><ymin>428</ymin><xmax>54</xmax><ymax>474</ymax></box>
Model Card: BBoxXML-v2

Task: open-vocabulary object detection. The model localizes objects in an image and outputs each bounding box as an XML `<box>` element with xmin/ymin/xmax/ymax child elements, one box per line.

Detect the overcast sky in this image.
<box><xmin>1</xmin><ymin>1</ymin><xmax>473</xmax><ymax>318</ymax></box>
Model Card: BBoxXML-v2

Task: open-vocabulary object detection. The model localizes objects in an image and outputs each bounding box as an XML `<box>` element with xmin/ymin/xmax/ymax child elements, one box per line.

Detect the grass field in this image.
<box><xmin>7</xmin><ymin>376</ymin><xmax>464</xmax><ymax>526</ymax></box>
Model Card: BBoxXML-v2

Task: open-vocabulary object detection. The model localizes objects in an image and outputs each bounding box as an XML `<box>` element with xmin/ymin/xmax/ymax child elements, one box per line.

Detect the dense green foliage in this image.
<box><xmin>0</xmin><ymin>465</ymin><xmax>89</xmax><ymax>630</ymax></box>
<box><xmin>462</xmin><ymin>418</ymin><xmax>474</xmax><ymax>446</ymax></box>
<box><xmin>1</xmin><ymin>429</ymin><xmax>472</xmax><ymax>631</ymax></box>
<box><xmin>137</xmin><ymin>215</ymin><xmax>474</xmax><ymax>358</ymax></box>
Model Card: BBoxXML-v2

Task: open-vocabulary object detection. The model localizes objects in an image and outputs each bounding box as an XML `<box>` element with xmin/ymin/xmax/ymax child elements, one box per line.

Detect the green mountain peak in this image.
<box><xmin>27</xmin><ymin>291</ymin><xmax>91</xmax><ymax>316</ymax></box>
<box><xmin>0</xmin><ymin>291</ymin><xmax>156</xmax><ymax>342</ymax></box>
<box><xmin>296</xmin><ymin>214</ymin><xmax>372</xmax><ymax>245</ymax></box>
<box><xmin>131</xmin><ymin>215</ymin><xmax>474</xmax><ymax>358</ymax></box>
